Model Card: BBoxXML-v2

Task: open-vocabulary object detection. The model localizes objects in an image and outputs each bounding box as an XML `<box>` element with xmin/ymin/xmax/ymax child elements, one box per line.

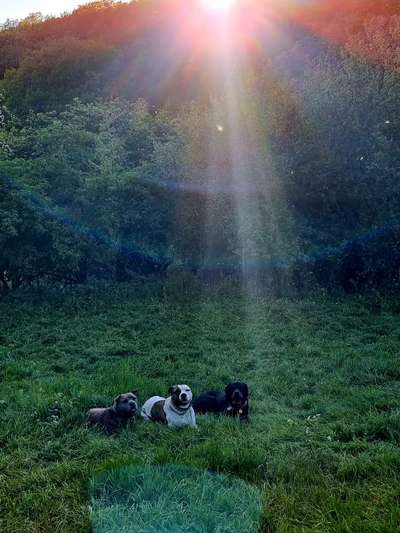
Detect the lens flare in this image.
<box><xmin>201</xmin><ymin>0</ymin><xmax>236</xmax><ymax>12</ymax></box>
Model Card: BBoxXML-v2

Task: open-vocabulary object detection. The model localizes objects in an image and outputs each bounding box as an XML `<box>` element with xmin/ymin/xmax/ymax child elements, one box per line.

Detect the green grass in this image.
<box><xmin>1</xmin><ymin>285</ymin><xmax>400</xmax><ymax>532</ymax></box>
<box><xmin>90</xmin><ymin>464</ymin><xmax>262</xmax><ymax>532</ymax></box>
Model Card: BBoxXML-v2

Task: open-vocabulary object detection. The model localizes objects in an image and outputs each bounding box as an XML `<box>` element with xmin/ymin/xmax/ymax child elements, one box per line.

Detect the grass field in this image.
<box><xmin>1</xmin><ymin>285</ymin><xmax>400</xmax><ymax>532</ymax></box>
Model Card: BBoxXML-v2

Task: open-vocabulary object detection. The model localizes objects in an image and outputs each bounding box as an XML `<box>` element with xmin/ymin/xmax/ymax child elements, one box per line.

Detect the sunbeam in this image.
<box><xmin>201</xmin><ymin>0</ymin><xmax>237</xmax><ymax>12</ymax></box>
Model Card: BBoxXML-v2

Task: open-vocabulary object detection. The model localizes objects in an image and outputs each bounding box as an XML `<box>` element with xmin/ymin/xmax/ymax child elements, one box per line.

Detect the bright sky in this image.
<box><xmin>0</xmin><ymin>1</ymin><xmax>93</xmax><ymax>23</ymax></box>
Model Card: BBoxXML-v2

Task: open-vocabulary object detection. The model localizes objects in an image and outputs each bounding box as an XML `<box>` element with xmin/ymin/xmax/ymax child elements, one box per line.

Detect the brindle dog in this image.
<box><xmin>88</xmin><ymin>391</ymin><xmax>138</xmax><ymax>433</ymax></box>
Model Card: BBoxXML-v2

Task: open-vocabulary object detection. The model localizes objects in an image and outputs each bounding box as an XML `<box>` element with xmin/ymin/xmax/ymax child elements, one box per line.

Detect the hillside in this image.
<box><xmin>0</xmin><ymin>0</ymin><xmax>400</xmax><ymax>294</ymax></box>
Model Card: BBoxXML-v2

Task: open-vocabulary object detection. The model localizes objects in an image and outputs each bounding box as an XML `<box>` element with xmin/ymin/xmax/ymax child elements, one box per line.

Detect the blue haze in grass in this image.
<box><xmin>90</xmin><ymin>464</ymin><xmax>263</xmax><ymax>533</ymax></box>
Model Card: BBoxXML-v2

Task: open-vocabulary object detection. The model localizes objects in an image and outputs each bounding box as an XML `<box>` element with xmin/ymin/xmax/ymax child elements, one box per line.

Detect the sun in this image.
<box><xmin>201</xmin><ymin>0</ymin><xmax>236</xmax><ymax>13</ymax></box>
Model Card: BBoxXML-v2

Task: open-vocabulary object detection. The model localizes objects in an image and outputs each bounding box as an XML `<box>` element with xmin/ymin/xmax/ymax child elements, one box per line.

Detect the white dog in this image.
<box><xmin>141</xmin><ymin>384</ymin><xmax>197</xmax><ymax>428</ymax></box>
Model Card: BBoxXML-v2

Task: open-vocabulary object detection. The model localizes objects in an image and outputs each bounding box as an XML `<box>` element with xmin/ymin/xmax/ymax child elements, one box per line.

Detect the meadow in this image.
<box><xmin>1</xmin><ymin>285</ymin><xmax>400</xmax><ymax>532</ymax></box>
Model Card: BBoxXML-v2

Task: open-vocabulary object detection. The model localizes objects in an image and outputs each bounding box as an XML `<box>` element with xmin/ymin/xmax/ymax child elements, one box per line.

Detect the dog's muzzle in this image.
<box><xmin>129</xmin><ymin>401</ymin><xmax>138</xmax><ymax>412</ymax></box>
<box><xmin>178</xmin><ymin>392</ymin><xmax>192</xmax><ymax>408</ymax></box>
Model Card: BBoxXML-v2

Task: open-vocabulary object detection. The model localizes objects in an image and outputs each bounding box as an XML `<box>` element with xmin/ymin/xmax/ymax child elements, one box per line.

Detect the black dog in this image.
<box><xmin>193</xmin><ymin>382</ymin><xmax>249</xmax><ymax>422</ymax></box>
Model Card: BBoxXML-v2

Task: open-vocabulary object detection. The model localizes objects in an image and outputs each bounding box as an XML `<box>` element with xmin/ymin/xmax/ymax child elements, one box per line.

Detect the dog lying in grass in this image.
<box><xmin>193</xmin><ymin>382</ymin><xmax>249</xmax><ymax>422</ymax></box>
<box><xmin>141</xmin><ymin>384</ymin><xmax>197</xmax><ymax>428</ymax></box>
<box><xmin>88</xmin><ymin>391</ymin><xmax>139</xmax><ymax>433</ymax></box>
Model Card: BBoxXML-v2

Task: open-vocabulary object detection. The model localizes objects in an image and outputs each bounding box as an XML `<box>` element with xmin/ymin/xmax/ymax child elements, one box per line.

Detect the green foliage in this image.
<box><xmin>0</xmin><ymin>99</ymin><xmax>179</xmax><ymax>287</ymax></box>
<box><xmin>0</xmin><ymin>1</ymin><xmax>400</xmax><ymax>292</ymax></box>
<box><xmin>0</xmin><ymin>38</ymin><xmax>113</xmax><ymax>114</ymax></box>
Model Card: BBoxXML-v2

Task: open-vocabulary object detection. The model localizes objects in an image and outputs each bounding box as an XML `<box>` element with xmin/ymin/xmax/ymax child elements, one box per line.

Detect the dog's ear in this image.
<box><xmin>243</xmin><ymin>383</ymin><xmax>249</xmax><ymax>397</ymax></box>
<box><xmin>131</xmin><ymin>390</ymin><xmax>139</xmax><ymax>396</ymax></box>
<box><xmin>113</xmin><ymin>394</ymin><xmax>122</xmax><ymax>407</ymax></box>
<box><xmin>225</xmin><ymin>383</ymin><xmax>233</xmax><ymax>397</ymax></box>
<box><xmin>168</xmin><ymin>385</ymin><xmax>176</xmax><ymax>395</ymax></box>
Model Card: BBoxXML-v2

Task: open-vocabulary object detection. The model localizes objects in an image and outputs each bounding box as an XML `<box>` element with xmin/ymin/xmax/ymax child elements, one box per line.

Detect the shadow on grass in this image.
<box><xmin>90</xmin><ymin>464</ymin><xmax>263</xmax><ymax>532</ymax></box>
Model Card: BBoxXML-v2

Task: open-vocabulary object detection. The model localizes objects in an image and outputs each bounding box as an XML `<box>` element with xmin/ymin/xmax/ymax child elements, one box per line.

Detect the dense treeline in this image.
<box><xmin>0</xmin><ymin>0</ymin><xmax>400</xmax><ymax>294</ymax></box>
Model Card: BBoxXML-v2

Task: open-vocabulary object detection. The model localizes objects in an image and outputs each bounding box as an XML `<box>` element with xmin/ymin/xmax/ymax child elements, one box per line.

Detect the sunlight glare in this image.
<box><xmin>201</xmin><ymin>0</ymin><xmax>236</xmax><ymax>13</ymax></box>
